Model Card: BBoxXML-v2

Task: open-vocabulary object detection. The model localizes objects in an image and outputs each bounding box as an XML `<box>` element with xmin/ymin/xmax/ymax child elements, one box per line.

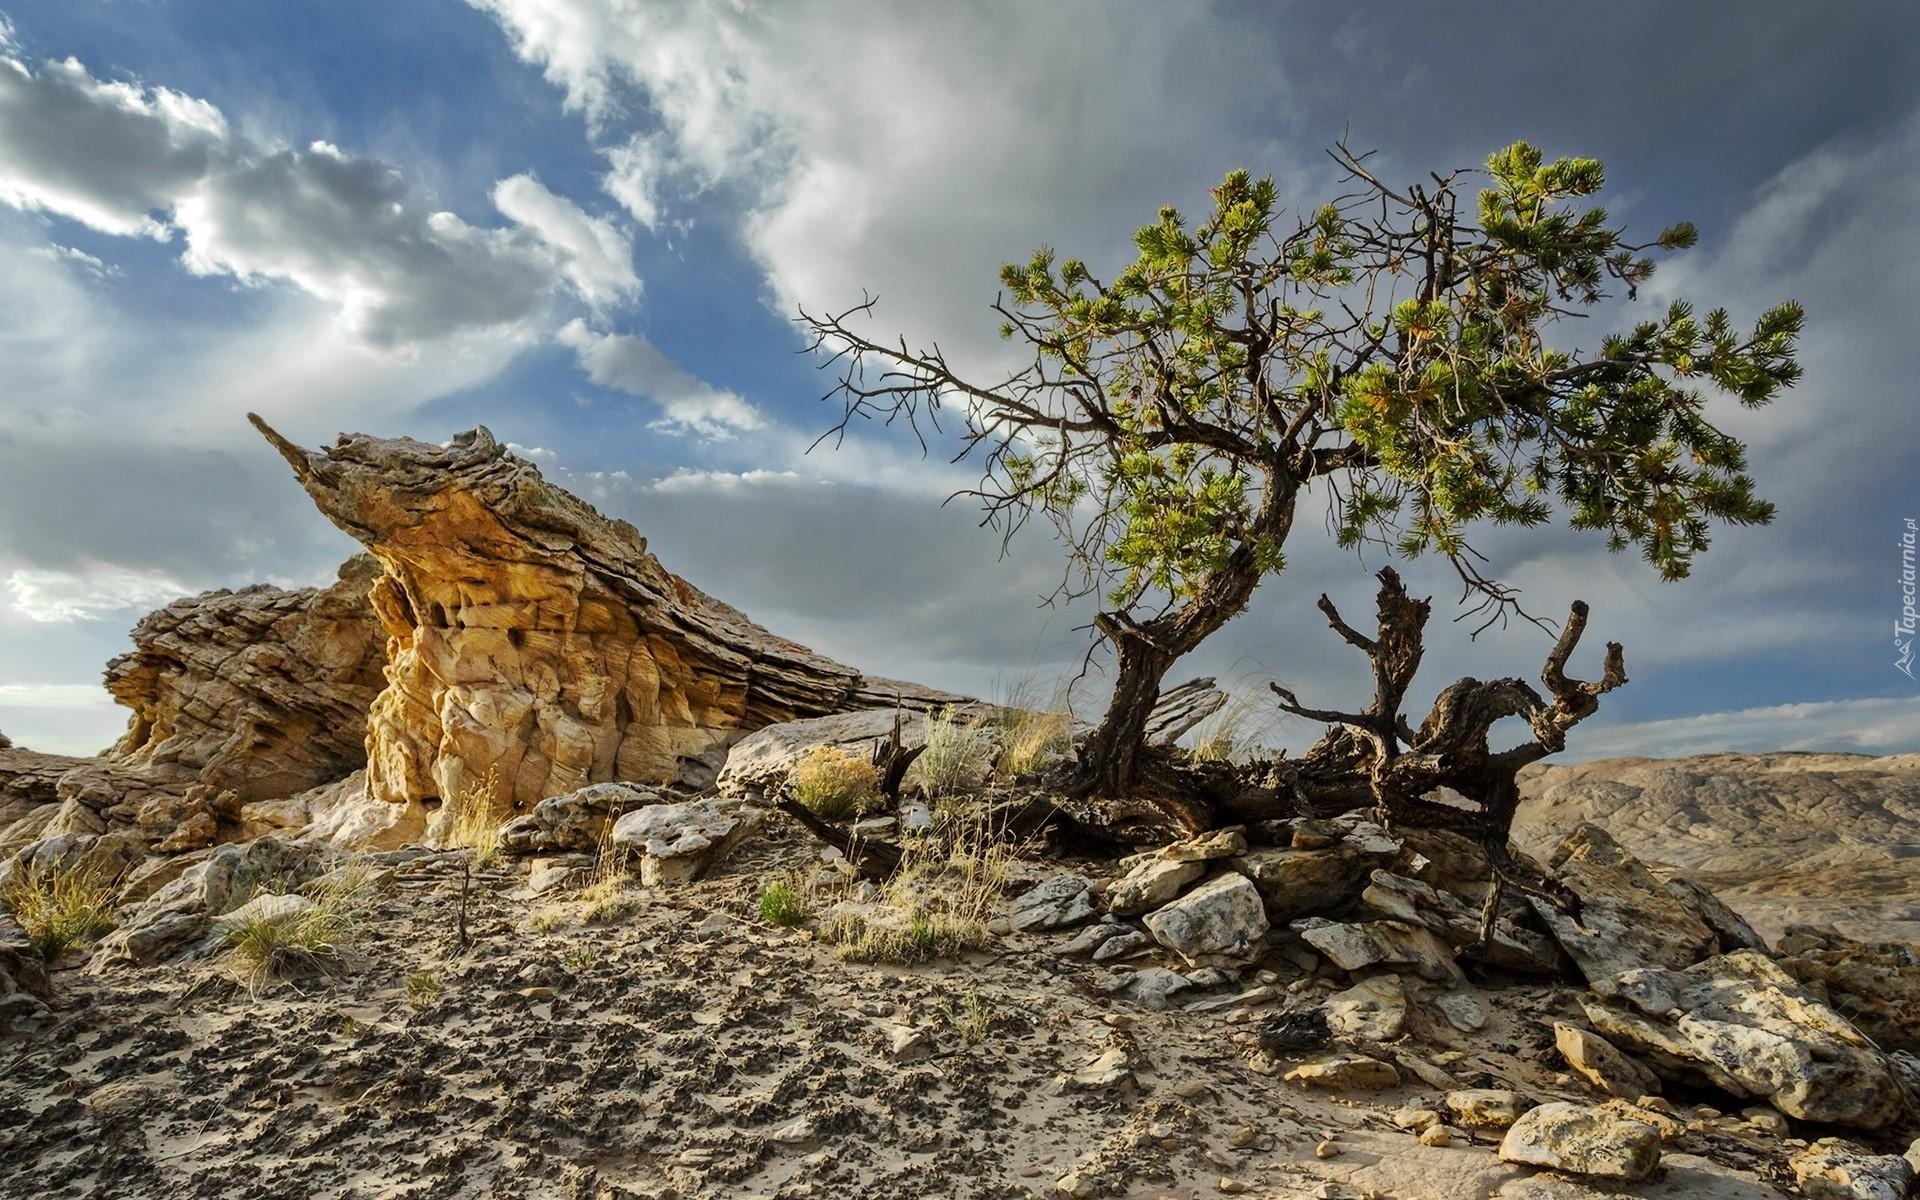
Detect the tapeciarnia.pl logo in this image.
<box><xmin>1899</xmin><ymin>517</ymin><xmax>1917</xmax><ymax>679</ymax></box>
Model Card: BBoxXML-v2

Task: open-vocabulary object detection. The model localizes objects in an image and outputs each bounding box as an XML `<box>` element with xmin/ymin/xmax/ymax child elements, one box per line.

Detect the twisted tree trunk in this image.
<box><xmin>1076</xmin><ymin>471</ymin><xmax>1298</xmax><ymax>801</ymax></box>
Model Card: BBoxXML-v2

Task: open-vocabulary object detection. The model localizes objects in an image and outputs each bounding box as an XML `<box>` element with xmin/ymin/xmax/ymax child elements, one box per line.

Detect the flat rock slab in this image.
<box><xmin>1499</xmin><ymin>1101</ymin><xmax>1661</xmax><ymax>1182</ymax></box>
<box><xmin>1582</xmin><ymin>949</ymin><xmax>1903</xmax><ymax>1129</ymax></box>
<box><xmin>1530</xmin><ymin>823</ymin><xmax>1717</xmax><ymax>993</ymax></box>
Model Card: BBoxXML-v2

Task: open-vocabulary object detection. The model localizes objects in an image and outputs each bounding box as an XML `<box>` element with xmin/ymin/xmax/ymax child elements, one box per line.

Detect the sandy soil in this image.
<box><xmin>0</xmin><ymin>825</ymin><xmax>1813</xmax><ymax>1199</ymax></box>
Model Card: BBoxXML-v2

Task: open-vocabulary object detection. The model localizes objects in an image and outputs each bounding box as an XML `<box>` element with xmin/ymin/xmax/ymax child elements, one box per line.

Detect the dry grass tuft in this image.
<box><xmin>814</xmin><ymin>806</ymin><xmax>1018</xmax><ymax>964</ymax></box>
<box><xmin>993</xmin><ymin>677</ymin><xmax>1075</xmax><ymax>779</ymax></box>
<box><xmin>2</xmin><ymin>861</ymin><xmax>117</xmax><ymax>962</ymax></box>
<box><xmin>403</xmin><ymin>969</ymin><xmax>443</xmax><ymax>1009</ymax></box>
<box><xmin>578</xmin><ymin>874</ymin><xmax>642</xmax><ymax>924</ymax></box>
<box><xmin>909</xmin><ymin>706</ymin><xmax>995</xmax><ymax>800</ymax></box>
<box><xmin>788</xmin><ymin>744</ymin><xmax>884</xmax><ymax>821</ymax></box>
<box><xmin>444</xmin><ymin>767</ymin><xmax>508</xmax><ymax>868</ymax></box>
<box><xmin>940</xmin><ymin>985</ymin><xmax>995</xmax><ymax>1044</ymax></box>
<box><xmin>221</xmin><ymin>861</ymin><xmax>376</xmax><ymax>992</ymax></box>
<box><xmin>1188</xmin><ymin>693</ymin><xmax>1268</xmax><ymax>764</ymax></box>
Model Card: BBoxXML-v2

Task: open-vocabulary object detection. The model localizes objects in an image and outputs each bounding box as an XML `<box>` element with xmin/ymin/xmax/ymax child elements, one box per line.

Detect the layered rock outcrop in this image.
<box><xmin>86</xmin><ymin>555</ymin><xmax>386</xmax><ymax>807</ymax></box>
<box><xmin>3</xmin><ymin>560</ymin><xmax>386</xmax><ymax>857</ymax></box>
<box><xmin>250</xmin><ymin>417</ymin><xmax>962</xmax><ymax>818</ymax></box>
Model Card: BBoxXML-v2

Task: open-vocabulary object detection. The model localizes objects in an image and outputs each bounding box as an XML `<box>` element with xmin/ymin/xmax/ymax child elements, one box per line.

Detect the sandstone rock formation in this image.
<box><xmin>250</xmin><ymin>417</ymin><xmax>964</xmax><ymax>821</ymax></box>
<box><xmin>90</xmin><ymin>555</ymin><xmax>387</xmax><ymax>808</ymax></box>
<box><xmin>3</xmin><ymin>561</ymin><xmax>386</xmax><ymax>860</ymax></box>
<box><xmin>1582</xmin><ymin>950</ymin><xmax>1905</xmax><ymax>1128</ymax></box>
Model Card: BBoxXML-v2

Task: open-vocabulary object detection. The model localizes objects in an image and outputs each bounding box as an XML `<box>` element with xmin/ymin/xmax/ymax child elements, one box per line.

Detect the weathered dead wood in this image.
<box><xmin>869</xmin><ymin>712</ymin><xmax>926</xmax><ymax>806</ymax></box>
<box><xmin>773</xmin><ymin>792</ymin><xmax>904</xmax><ymax>880</ymax></box>
<box><xmin>1252</xmin><ymin>566</ymin><xmax>1625</xmax><ymax>935</ymax></box>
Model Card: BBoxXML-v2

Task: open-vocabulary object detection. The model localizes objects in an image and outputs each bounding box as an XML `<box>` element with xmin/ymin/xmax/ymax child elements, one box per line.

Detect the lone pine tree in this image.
<box><xmin>801</xmin><ymin>142</ymin><xmax>1802</xmax><ymax>797</ymax></box>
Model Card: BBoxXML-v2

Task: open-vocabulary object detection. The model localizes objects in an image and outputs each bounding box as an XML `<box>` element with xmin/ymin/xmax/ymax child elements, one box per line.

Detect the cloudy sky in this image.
<box><xmin>1</xmin><ymin>1</ymin><xmax>1915</xmax><ymax>761</ymax></box>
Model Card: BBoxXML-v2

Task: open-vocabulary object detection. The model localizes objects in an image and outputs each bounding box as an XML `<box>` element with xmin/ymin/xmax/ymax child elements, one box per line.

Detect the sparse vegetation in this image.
<box><xmin>788</xmin><ymin>744</ymin><xmax>884</xmax><ymax>821</ymax></box>
<box><xmin>815</xmin><ymin>909</ymin><xmax>990</xmax><ymax>965</ymax></box>
<box><xmin>993</xmin><ymin>678</ymin><xmax>1074</xmax><ymax>779</ymax></box>
<box><xmin>444</xmin><ymin>767</ymin><xmax>508</xmax><ymax>868</ymax></box>
<box><xmin>1</xmin><ymin>861</ymin><xmax>117</xmax><ymax>962</ymax></box>
<box><xmin>403</xmin><ymin>969</ymin><xmax>444</xmax><ymax>1008</ymax></box>
<box><xmin>561</xmin><ymin>945</ymin><xmax>600</xmax><ymax>971</ymax></box>
<box><xmin>220</xmin><ymin>861</ymin><xmax>376</xmax><ymax>991</ymax></box>
<box><xmin>1188</xmin><ymin>693</ymin><xmax>1266</xmax><ymax>764</ymax></box>
<box><xmin>909</xmin><ymin>706</ymin><xmax>995</xmax><ymax>800</ymax></box>
<box><xmin>940</xmin><ymin>985</ymin><xmax>995</xmax><ymax>1044</ymax></box>
<box><xmin>757</xmin><ymin>877</ymin><xmax>810</xmax><ymax>927</ymax></box>
<box><xmin>578</xmin><ymin>874</ymin><xmax>642</xmax><ymax>924</ymax></box>
<box><xmin>814</xmin><ymin>807</ymin><xmax>1016</xmax><ymax>964</ymax></box>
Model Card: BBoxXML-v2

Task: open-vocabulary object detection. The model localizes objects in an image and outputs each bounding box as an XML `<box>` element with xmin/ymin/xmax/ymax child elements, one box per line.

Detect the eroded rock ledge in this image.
<box><xmin>1</xmin><ymin>560</ymin><xmax>386</xmax><ymax>856</ymax></box>
<box><xmin>250</xmin><ymin>416</ymin><xmax>962</xmax><ymax>816</ymax></box>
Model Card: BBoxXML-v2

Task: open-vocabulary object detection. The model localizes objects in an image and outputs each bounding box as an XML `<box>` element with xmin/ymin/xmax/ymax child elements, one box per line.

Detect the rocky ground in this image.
<box><xmin>5</xmin><ymin>805</ymin><xmax>1917</xmax><ymax>1200</ymax></box>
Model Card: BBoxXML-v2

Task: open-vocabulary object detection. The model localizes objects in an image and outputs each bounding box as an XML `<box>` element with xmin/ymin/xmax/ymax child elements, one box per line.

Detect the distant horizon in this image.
<box><xmin>2</xmin><ymin>1</ymin><xmax>1916</xmax><ymax>762</ymax></box>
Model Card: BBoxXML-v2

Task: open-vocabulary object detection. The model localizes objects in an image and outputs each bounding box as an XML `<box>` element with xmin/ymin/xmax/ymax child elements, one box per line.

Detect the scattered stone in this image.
<box><xmin>1054</xmin><ymin>1170</ymin><xmax>1097</xmax><ymax>1199</ymax></box>
<box><xmin>1430</xmin><ymin>992</ymin><xmax>1488</xmax><ymax>1033</ymax></box>
<box><xmin>1158</xmin><ymin>827</ymin><xmax>1248</xmax><ymax>863</ymax></box>
<box><xmin>1232</xmin><ymin>842</ymin><xmax>1386</xmax><ymax>922</ymax></box>
<box><xmin>1498</xmin><ymin>1101</ymin><xmax>1662</xmax><ymax>1182</ymax></box>
<box><xmin>1120</xmin><ymin>967</ymin><xmax>1194</xmax><ymax>1011</ymax></box>
<box><xmin>1058</xmin><ymin>920</ymin><xmax>1127</xmax><ymax>957</ymax></box>
<box><xmin>1788</xmin><ymin>1138</ymin><xmax>1914</xmax><ymax>1200</ymax></box>
<box><xmin>1324</xmin><ymin>973</ymin><xmax>1408</xmax><ymax>1041</ymax></box>
<box><xmin>1314</xmin><ymin>1138</ymin><xmax>1341</xmax><ymax>1158</ymax></box>
<box><xmin>1284</xmin><ymin>1053</ymin><xmax>1400</xmax><ymax>1090</ymax></box>
<box><xmin>886</xmin><ymin>1025</ymin><xmax>933</xmax><ymax>1063</ymax></box>
<box><xmin>1444</xmin><ymin>1088</ymin><xmax>1532</xmax><ymax>1130</ymax></box>
<box><xmin>1060</xmin><ymin>1046</ymin><xmax>1135</xmax><ymax>1094</ymax></box>
<box><xmin>767</xmin><ymin>1115</ymin><xmax>817</xmax><ymax>1146</ymax></box>
<box><xmin>1009</xmin><ymin>874</ymin><xmax>1097</xmax><ymax>932</ymax></box>
<box><xmin>526</xmin><ymin>856</ymin><xmax>589</xmax><ymax>896</ymax></box>
<box><xmin>1091</xmin><ymin>931</ymin><xmax>1152</xmax><ymax>963</ymax></box>
<box><xmin>609</xmin><ymin>799</ymin><xmax>762</xmax><ymax>886</ymax></box>
<box><xmin>1597</xmin><ymin>1097</ymin><xmax>1684</xmax><ymax>1143</ymax></box>
<box><xmin>1394</xmin><ymin>1049</ymin><xmax>1464</xmax><ymax>1091</ymax></box>
<box><xmin>1142</xmin><ymin>873</ymin><xmax>1269</xmax><ymax>965</ymax></box>
<box><xmin>1553</xmin><ymin>1022</ymin><xmax>1659</xmax><ymax>1100</ymax></box>
<box><xmin>500</xmin><ymin>782</ymin><xmax>663</xmax><ymax>855</ymax></box>
<box><xmin>1418</xmin><ymin>1125</ymin><xmax>1454</xmax><ymax>1147</ymax></box>
<box><xmin>1583</xmin><ymin>950</ymin><xmax>1903</xmax><ymax>1128</ymax></box>
<box><xmin>1741</xmin><ymin>1105</ymin><xmax>1789</xmax><ymax>1137</ymax></box>
<box><xmin>1297</xmin><ymin>918</ymin><xmax>1463</xmax><ymax>983</ymax></box>
<box><xmin>1392</xmin><ymin>1107</ymin><xmax>1443</xmax><ymax>1132</ymax></box>
<box><xmin>1107</xmin><ymin>857</ymin><xmax>1206</xmax><ymax>916</ymax></box>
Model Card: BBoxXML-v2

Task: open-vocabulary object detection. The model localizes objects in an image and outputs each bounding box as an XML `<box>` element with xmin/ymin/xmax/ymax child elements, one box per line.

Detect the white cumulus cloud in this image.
<box><xmin>0</xmin><ymin>51</ymin><xmax>641</xmax><ymax>346</ymax></box>
<box><xmin>5</xmin><ymin>563</ymin><xmax>188</xmax><ymax>622</ymax></box>
<box><xmin>558</xmin><ymin>318</ymin><xmax>764</xmax><ymax>437</ymax></box>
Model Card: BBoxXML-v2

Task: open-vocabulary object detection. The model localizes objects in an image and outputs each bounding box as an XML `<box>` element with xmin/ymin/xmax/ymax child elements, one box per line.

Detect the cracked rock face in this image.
<box><xmin>94</xmin><ymin>554</ymin><xmax>387</xmax><ymax>808</ymax></box>
<box><xmin>3</xmin><ymin>558</ymin><xmax>387</xmax><ymax>856</ymax></box>
<box><xmin>1583</xmin><ymin>949</ymin><xmax>1905</xmax><ymax>1128</ymax></box>
<box><xmin>252</xmin><ymin>418</ymin><xmax>958</xmax><ymax>817</ymax></box>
